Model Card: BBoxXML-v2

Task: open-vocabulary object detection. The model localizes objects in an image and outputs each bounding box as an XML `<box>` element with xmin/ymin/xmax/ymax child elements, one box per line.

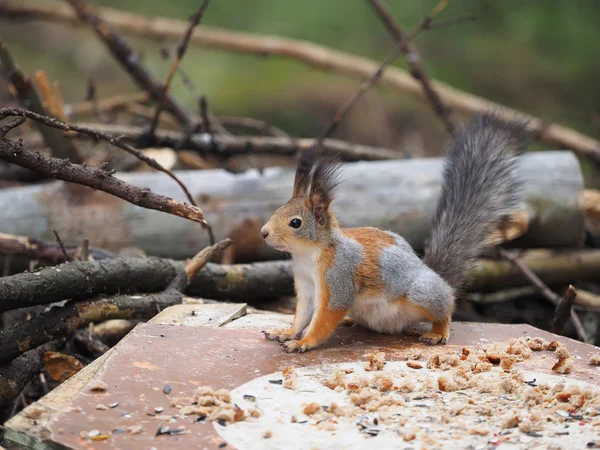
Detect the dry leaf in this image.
<box><xmin>43</xmin><ymin>351</ymin><xmax>84</xmax><ymax>382</ymax></box>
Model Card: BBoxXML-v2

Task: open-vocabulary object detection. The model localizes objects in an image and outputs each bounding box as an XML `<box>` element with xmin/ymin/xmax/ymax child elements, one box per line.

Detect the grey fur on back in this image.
<box><xmin>423</xmin><ymin>113</ymin><xmax>529</xmax><ymax>290</ymax></box>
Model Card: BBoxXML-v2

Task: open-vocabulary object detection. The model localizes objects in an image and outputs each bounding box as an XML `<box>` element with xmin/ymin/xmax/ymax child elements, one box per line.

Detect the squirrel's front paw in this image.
<box><xmin>419</xmin><ymin>332</ymin><xmax>447</xmax><ymax>345</ymax></box>
<box><xmin>281</xmin><ymin>339</ymin><xmax>309</xmax><ymax>353</ymax></box>
<box><xmin>262</xmin><ymin>328</ymin><xmax>297</xmax><ymax>342</ymax></box>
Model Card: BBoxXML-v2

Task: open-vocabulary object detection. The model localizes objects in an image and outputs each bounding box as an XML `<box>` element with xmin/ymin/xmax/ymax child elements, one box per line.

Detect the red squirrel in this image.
<box><xmin>260</xmin><ymin>113</ymin><xmax>528</xmax><ymax>352</ymax></box>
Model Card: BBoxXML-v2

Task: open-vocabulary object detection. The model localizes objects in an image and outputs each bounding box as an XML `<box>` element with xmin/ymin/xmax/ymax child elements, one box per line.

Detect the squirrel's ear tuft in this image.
<box><xmin>309</xmin><ymin>157</ymin><xmax>341</xmax><ymax>224</ymax></box>
<box><xmin>292</xmin><ymin>150</ymin><xmax>315</xmax><ymax>198</ymax></box>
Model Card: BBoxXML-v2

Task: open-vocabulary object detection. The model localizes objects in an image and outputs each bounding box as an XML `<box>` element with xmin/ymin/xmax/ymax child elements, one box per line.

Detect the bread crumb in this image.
<box><xmin>211</xmin><ymin>405</ymin><xmax>236</xmax><ymax>422</ymax></box>
<box><xmin>507</xmin><ymin>338</ymin><xmax>532</xmax><ymax>361</ymax></box>
<box><xmin>552</xmin><ymin>345</ymin><xmax>573</xmax><ymax>374</ymax></box>
<box><xmin>518</xmin><ymin>419</ymin><xmax>532</xmax><ymax>433</ymax></box>
<box><xmin>95</xmin><ymin>404</ymin><xmax>108</xmax><ymax>411</ymax></box>
<box><xmin>484</xmin><ymin>345</ymin><xmax>503</xmax><ymax>365</ymax></box>
<box><xmin>470</xmin><ymin>426</ymin><xmax>489</xmax><ymax>436</ymax></box>
<box><xmin>501</xmin><ymin>412</ymin><xmax>520</xmax><ymax>428</ymax></box>
<box><xmin>406</xmin><ymin>349</ymin><xmax>422</xmax><ymax>360</ymax></box>
<box><xmin>545</xmin><ymin>340</ymin><xmax>560</xmax><ymax>351</ymax></box>
<box><xmin>89</xmin><ymin>381</ymin><xmax>107</xmax><ymax>392</ymax></box>
<box><xmin>349</xmin><ymin>388</ymin><xmax>381</xmax><ymax>406</ymax></box>
<box><xmin>373</xmin><ymin>374</ymin><xmax>394</xmax><ymax>392</ymax></box>
<box><xmin>365</xmin><ymin>352</ymin><xmax>385</xmax><ymax>371</ymax></box>
<box><xmin>282</xmin><ymin>366</ymin><xmax>297</xmax><ymax>390</ymax></box>
<box><xmin>500</xmin><ymin>356</ymin><xmax>516</xmax><ymax>372</ymax></box>
<box><xmin>248</xmin><ymin>407</ymin><xmax>262</xmax><ymax>418</ymax></box>
<box><xmin>402</xmin><ymin>429</ymin><xmax>416</xmax><ymax>441</ymax></box>
<box><xmin>262</xmin><ymin>430</ymin><xmax>272</xmax><ymax>439</ymax></box>
<box><xmin>324</xmin><ymin>370</ymin><xmax>346</xmax><ymax>390</ymax></box>
<box><xmin>438</xmin><ymin>375</ymin><xmax>459</xmax><ymax>392</ymax></box>
<box><xmin>303</xmin><ymin>402</ymin><xmax>322</xmax><ymax>415</ymax></box>
<box><xmin>526</xmin><ymin>337</ymin><xmax>549</xmax><ymax>351</ymax></box>
<box><xmin>406</xmin><ymin>360</ymin><xmax>423</xmax><ymax>370</ymax></box>
<box><xmin>23</xmin><ymin>405</ymin><xmax>45</xmax><ymax>419</ymax></box>
<box><xmin>214</xmin><ymin>388</ymin><xmax>232</xmax><ymax>403</ymax></box>
<box><xmin>396</xmin><ymin>378</ymin><xmax>416</xmax><ymax>393</ymax></box>
<box><xmin>180</xmin><ymin>405</ymin><xmax>211</xmax><ymax>416</ymax></box>
<box><xmin>589</xmin><ymin>354</ymin><xmax>600</xmax><ymax>366</ymax></box>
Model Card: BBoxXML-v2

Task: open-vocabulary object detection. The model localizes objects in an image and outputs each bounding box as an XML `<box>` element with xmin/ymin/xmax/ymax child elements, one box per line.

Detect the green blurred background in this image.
<box><xmin>1</xmin><ymin>0</ymin><xmax>599</xmax><ymax>179</ymax></box>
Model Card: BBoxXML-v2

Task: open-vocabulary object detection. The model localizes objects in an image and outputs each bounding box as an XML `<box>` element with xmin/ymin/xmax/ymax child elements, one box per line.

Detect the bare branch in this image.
<box><xmin>0</xmin><ymin>133</ymin><xmax>207</xmax><ymax>228</ymax></box>
<box><xmin>52</xmin><ymin>229</ymin><xmax>70</xmax><ymax>262</ymax></box>
<box><xmin>552</xmin><ymin>285</ymin><xmax>578</xmax><ymax>335</ymax></box>
<box><xmin>0</xmin><ymin>107</ymin><xmax>198</xmax><ymax>207</ymax></box>
<box><xmin>146</xmin><ymin>0</ymin><xmax>210</xmax><ymax>140</ymax></box>
<box><xmin>63</xmin><ymin>0</ymin><xmax>197</xmax><ymax>129</ymax></box>
<box><xmin>498</xmin><ymin>249</ymin><xmax>588</xmax><ymax>342</ymax></box>
<box><xmin>367</xmin><ymin>0</ymin><xmax>455</xmax><ymax>133</ymax></box>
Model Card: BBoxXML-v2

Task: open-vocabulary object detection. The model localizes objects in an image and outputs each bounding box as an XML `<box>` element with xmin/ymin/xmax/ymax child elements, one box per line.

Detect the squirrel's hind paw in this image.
<box><xmin>419</xmin><ymin>332</ymin><xmax>448</xmax><ymax>345</ymax></box>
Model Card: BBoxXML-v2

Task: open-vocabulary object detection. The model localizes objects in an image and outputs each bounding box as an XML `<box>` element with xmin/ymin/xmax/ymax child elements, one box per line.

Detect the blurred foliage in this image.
<box><xmin>1</xmin><ymin>0</ymin><xmax>599</xmax><ymax>173</ymax></box>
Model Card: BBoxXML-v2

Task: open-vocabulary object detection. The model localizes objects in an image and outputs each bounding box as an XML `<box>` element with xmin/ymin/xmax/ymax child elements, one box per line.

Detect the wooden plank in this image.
<box><xmin>149</xmin><ymin>302</ymin><xmax>247</xmax><ymax>327</ymax></box>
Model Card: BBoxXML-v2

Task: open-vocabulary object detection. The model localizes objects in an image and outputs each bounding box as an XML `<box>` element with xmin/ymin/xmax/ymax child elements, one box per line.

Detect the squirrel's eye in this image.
<box><xmin>289</xmin><ymin>218</ymin><xmax>302</xmax><ymax>229</ymax></box>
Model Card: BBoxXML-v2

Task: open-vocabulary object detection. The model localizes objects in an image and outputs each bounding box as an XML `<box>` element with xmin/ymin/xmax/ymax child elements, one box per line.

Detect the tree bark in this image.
<box><xmin>0</xmin><ymin>152</ymin><xmax>585</xmax><ymax>260</ymax></box>
<box><xmin>0</xmin><ymin>258</ymin><xmax>294</xmax><ymax>314</ymax></box>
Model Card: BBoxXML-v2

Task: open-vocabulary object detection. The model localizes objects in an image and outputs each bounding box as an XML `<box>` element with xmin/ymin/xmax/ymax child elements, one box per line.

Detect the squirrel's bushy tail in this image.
<box><xmin>423</xmin><ymin>113</ymin><xmax>529</xmax><ymax>290</ymax></box>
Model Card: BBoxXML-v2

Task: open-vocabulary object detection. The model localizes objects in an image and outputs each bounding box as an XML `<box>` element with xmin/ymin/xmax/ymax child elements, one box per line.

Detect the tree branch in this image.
<box><xmin>0</xmin><ymin>128</ymin><xmax>207</xmax><ymax>230</ymax></box>
<box><xmin>0</xmin><ymin>107</ymin><xmax>199</xmax><ymax>208</ymax></box>
<box><xmin>146</xmin><ymin>0</ymin><xmax>211</xmax><ymax>141</ymax></box>
<box><xmin>498</xmin><ymin>249</ymin><xmax>588</xmax><ymax>342</ymax></box>
<box><xmin>552</xmin><ymin>284</ymin><xmax>578</xmax><ymax>335</ymax></box>
<box><xmin>63</xmin><ymin>0</ymin><xmax>197</xmax><ymax>130</ymax></box>
<box><xmin>366</xmin><ymin>0</ymin><xmax>455</xmax><ymax>133</ymax></box>
<box><xmin>4</xmin><ymin>2</ymin><xmax>598</xmax><ymax>163</ymax></box>
<box><xmin>60</xmin><ymin>121</ymin><xmax>402</xmax><ymax>161</ymax></box>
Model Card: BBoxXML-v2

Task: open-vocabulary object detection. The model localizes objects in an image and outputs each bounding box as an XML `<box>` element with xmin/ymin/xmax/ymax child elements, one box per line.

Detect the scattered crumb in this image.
<box><xmin>484</xmin><ymin>345</ymin><xmax>503</xmax><ymax>365</ymax></box>
<box><xmin>470</xmin><ymin>426</ymin><xmax>489</xmax><ymax>436</ymax></box>
<box><xmin>214</xmin><ymin>389</ymin><xmax>232</xmax><ymax>403</ymax></box>
<box><xmin>545</xmin><ymin>340</ymin><xmax>560</xmax><ymax>351</ymax></box>
<box><xmin>211</xmin><ymin>405</ymin><xmax>236</xmax><ymax>422</ymax></box>
<box><xmin>501</xmin><ymin>412</ymin><xmax>520</xmax><ymax>429</ymax></box>
<box><xmin>402</xmin><ymin>430</ymin><xmax>416</xmax><ymax>441</ymax></box>
<box><xmin>518</xmin><ymin>420</ymin><xmax>532</xmax><ymax>433</ymax></box>
<box><xmin>396</xmin><ymin>378</ymin><xmax>416</xmax><ymax>393</ymax></box>
<box><xmin>427</xmin><ymin>354</ymin><xmax>441</xmax><ymax>369</ymax></box>
<box><xmin>406</xmin><ymin>349</ymin><xmax>422</xmax><ymax>360</ymax></box>
<box><xmin>507</xmin><ymin>338</ymin><xmax>532</xmax><ymax>361</ymax></box>
<box><xmin>23</xmin><ymin>405</ymin><xmax>45</xmax><ymax>420</ymax></box>
<box><xmin>95</xmin><ymin>404</ymin><xmax>108</xmax><ymax>411</ymax></box>
<box><xmin>500</xmin><ymin>356</ymin><xmax>516</xmax><ymax>372</ymax></box>
<box><xmin>303</xmin><ymin>402</ymin><xmax>322</xmax><ymax>415</ymax></box>
<box><xmin>248</xmin><ymin>407</ymin><xmax>262</xmax><ymax>418</ymax></box>
<box><xmin>438</xmin><ymin>375</ymin><xmax>458</xmax><ymax>392</ymax></box>
<box><xmin>325</xmin><ymin>370</ymin><xmax>346</xmax><ymax>390</ymax></box>
<box><xmin>262</xmin><ymin>430</ymin><xmax>273</xmax><ymax>439</ymax></box>
<box><xmin>406</xmin><ymin>361</ymin><xmax>423</xmax><ymax>370</ymax></box>
<box><xmin>589</xmin><ymin>354</ymin><xmax>600</xmax><ymax>366</ymax></box>
<box><xmin>282</xmin><ymin>366</ymin><xmax>297</xmax><ymax>390</ymax></box>
<box><xmin>552</xmin><ymin>345</ymin><xmax>573</xmax><ymax>374</ymax></box>
<box><xmin>365</xmin><ymin>352</ymin><xmax>385</xmax><ymax>371</ymax></box>
<box><xmin>89</xmin><ymin>381</ymin><xmax>107</xmax><ymax>392</ymax></box>
<box><xmin>373</xmin><ymin>374</ymin><xmax>394</xmax><ymax>392</ymax></box>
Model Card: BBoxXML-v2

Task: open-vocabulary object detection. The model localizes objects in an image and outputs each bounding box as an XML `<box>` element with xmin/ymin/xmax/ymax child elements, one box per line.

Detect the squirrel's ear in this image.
<box><xmin>292</xmin><ymin>150</ymin><xmax>315</xmax><ymax>198</ymax></box>
<box><xmin>309</xmin><ymin>158</ymin><xmax>341</xmax><ymax>225</ymax></box>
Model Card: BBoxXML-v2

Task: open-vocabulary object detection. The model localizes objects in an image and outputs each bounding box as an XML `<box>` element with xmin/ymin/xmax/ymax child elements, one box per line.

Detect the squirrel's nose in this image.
<box><xmin>261</xmin><ymin>227</ymin><xmax>269</xmax><ymax>239</ymax></box>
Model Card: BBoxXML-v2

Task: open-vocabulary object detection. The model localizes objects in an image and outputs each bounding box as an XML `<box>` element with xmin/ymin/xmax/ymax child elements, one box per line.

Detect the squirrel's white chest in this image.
<box><xmin>292</xmin><ymin>248</ymin><xmax>321</xmax><ymax>299</ymax></box>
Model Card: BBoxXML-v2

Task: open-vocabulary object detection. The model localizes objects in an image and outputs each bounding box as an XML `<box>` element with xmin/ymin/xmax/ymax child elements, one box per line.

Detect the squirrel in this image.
<box><xmin>260</xmin><ymin>113</ymin><xmax>529</xmax><ymax>353</ymax></box>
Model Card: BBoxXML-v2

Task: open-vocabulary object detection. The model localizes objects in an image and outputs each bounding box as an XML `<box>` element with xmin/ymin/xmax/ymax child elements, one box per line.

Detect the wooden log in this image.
<box><xmin>0</xmin><ymin>151</ymin><xmax>585</xmax><ymax>260</ymax></box>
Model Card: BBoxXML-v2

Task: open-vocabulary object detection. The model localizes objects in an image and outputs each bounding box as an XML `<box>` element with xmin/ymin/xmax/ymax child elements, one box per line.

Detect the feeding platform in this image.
<box><xmin>4</xmin><ymin>302</ymin><xmax>600</xmax><ymax>450</ymax></box>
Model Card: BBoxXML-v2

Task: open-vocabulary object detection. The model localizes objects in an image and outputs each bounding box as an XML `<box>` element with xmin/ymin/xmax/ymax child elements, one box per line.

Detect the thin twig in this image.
<box><xmin>0</xmin><ymin>124</ymin><xmax>207</xmax><ymax>226</ymax></box>
<box><xmin>424</xmin><ymin>13</ymin><xmax>474</xmax><ymax>30</ymax></box>
<box><xmin>80</xmin><ymin>238</ymin><xmax>89</xmax><ymax>261</ymax></box>
<box><xmin>145</xmin><ymin>0</ymin><xmax>210</xmax><ymax>140</ymax></box>
<box><xmin>0</xmin><ymin>40</ymin><xmax>83</xmax><ymax>162</ymax></box>
<box><xmin>367</xmin><ymin>0</ymin><xmax>454</xmax><ymax>133</ymax></box>
<box><xmin>185</xmin><ymin>238</ymin><xmax>232</xmax><ymax>281</ymax></box>
<box><xmin>300</xmin><ymin>0</ymin><xmax>450</xmax><ymax>169</ymax></box>
<box><xmin>0</xmin><ymin>107</ymin><xmax>198</xmax><ymax>207</ymax></box>
<box><xmin>63</xmin><ymin>121</ymin><xmax>401</xmax><ymax>161</ymax></box>
<box><xmin>52</xmin><ymin>229</ymin><xmax>70</xmax><ymax>262</ymax></box>
<box><xmin>498</xmin><ymin>249</ymin><xmax>588</xmax><ymax>342</ymax></box>
<box><xmin>64</xmin><ymin>0</ymin><xmax>196</xmax><ymax>129</ymax></box>
<box><xmin>552</xmin><ymin>285</ymin><xmax>578</xmax><ymax>335</ymax></box>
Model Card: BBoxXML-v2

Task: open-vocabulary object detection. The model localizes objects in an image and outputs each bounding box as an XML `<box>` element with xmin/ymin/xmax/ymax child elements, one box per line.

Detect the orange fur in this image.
<box><xmin>343</xmin><ymin>227</ymin><xmax>394</xmax><ymax>296</ymax></box>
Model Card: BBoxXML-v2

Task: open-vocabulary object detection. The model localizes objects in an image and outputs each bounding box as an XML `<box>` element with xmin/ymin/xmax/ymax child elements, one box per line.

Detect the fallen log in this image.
<box><xmin>0</xmin><ymin>258</ymin><xmax>294</xmax><ymax>314</ymax></box>
<box><xmin>1</xmin><ymin>249</ymin><xmax>600</xmax><ymax>316</ymax></box>
<box><xmin>0</xmin><ymin>151</ymin><xmax>585</xmax><ymax>260</ymax></box>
